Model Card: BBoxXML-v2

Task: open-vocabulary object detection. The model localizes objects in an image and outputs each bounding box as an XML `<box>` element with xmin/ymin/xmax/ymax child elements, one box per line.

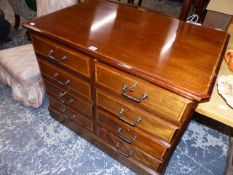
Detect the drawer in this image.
<box><xmin>97</xmin><ymin>109</ymin><xmax>170</xmax><ymax>160</ymax></box>
<box><xmin>95</xmin><ymin>63</ymin><xmax>192</xmax><ymax>122</ymax></box>
<box><xmin>97</xmin><ymin>127</ymin><xmax>162</xmax><ymax>171</ymax></box>
<box><xmin>38</xmin><ymin>59</ymin><xmax>91</xmax><ymax>100</ymax></box>
<box><xmin>96</xmin><ymin>90</ymin><xmax>178</xmax><ymax>142</ymax></box>
<box><xmin>49</xmin><ymin>96</ymin><xmax>94</xmax><ymax>132</ymax></box>
<box><xmin>44</xmin><ymin>79</ymin><xmax>92</xmax><ymax>117</ymax></box>
<box><xmin>31</xmin><ymin>35</ymin><xmax>91</xmax><ymax>78</ymax></box>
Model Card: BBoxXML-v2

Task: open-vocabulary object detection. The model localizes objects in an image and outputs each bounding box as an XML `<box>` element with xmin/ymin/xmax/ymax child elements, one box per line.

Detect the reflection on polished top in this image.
<box><xmin>24</xmin><ymin>0</ymin><xmax>229</xmax><ymax>101</ymax></box>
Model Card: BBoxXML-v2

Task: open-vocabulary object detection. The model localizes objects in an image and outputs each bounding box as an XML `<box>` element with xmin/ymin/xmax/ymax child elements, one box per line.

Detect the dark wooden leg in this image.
<box><xmin>14</xmin><ymin>14</ymin><xmax>20</xmax><ymax>30</ymax></box>
<box><xmin>138</xmin><ymin>0</ymin><xmax>142</xmax><ymax>6</ymax></box>
<box><xmin>127</xmin><ymin>0</ymin><xmax>134</xmax><ymax>4</ymax></box>
<box><xmin>179</xmin><ymin>0</ymin><xmax>192</xmax><ymax>21</ymax></box>
<box><xmin>193</xmin><ymin>0</ymin><xmax>210</xmax><ymax>23</ymax></box>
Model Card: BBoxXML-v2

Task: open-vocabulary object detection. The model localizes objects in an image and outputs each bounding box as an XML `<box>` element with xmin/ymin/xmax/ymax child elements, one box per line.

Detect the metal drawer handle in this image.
<box><xmin>64</xmin><ymin>114</ymin><xmax>76</xmax><ymax>120</ymax></box>
<box><xmin>53</xmin><ymin>73</ymin><xmax>71</xmax><ymax>87</ymax></box>
<box><xmin>118</xmin><ymin>108</ymin><xmax>142</xmax><ymax>127</ymax></box>
<box><xmin>57</xmin><ymin>107</ymin><xmax>70</xmax><ymax>120</ymax></box>
<box><xmin>70</xmin><ymin>114</ymin><xmax>76</xmax><ymax>120</ymax></box>
<box><xmin>63</xmin><ymin>114</ymin><xmax>69</xmax><ymax>119</ymax></box>
<box><xmin>115</xmin><ymin>142</ymin><xmax>133</xmax><ymax>157</ymax></box>
<box><xmin>47</xmin><ymin>49</ymin><xmax>67</xmax><ymax>62</ymax></box>
<box><xmin>56</xmin><ymin>102</ymin><xmax>76</xmax><ymax>120</ymax></box>
<box><xmin>59</xmin><ymin>107</ymin><xmax>67</xmax><ymax>114</ymax></box>
<box><xmin>60</xmin><ymin>109</ymin><xmax>76</xmax><ymax>120</ymax></box>
<box><xmin>63</xmin><ymin>114</ymin><xmax>76</xmax><ymax>120</ymax></box>
<box><xmin>57</xmin><ymin>91</ymin><xmax>74</xmax><ymax>106</ymax></box>
<box><xmin>117</xmin><ymin>128</ymin><xmax>137</xmax><ymax>144</ymax></box>
<box><xmin>122</xmin><ymin>85</ymin><xmax>148</xmax><ymax>103</ymax></box>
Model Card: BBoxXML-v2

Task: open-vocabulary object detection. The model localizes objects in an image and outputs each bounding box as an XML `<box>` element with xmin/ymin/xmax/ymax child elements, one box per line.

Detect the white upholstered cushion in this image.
<box><xmin>0</xmin><ymin>44</ymin><xmax>41</xmax><ymax>86</ymax></box>
<box><xmin>0</xmin><ymin>44</ymin><xmax>44</xmax><ymax>108</ymax></box>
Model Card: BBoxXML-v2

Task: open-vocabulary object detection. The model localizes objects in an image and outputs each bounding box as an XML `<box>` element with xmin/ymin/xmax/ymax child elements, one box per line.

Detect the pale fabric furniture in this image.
<box><xmin>0</xmin><ymin>0</ymin><xmax>80</xmax><ymax>108</ymax></box>
<box><xmin>0</xmin><ymin>44</ymin><xmax>44</xmax><ymax>108</ymax></box>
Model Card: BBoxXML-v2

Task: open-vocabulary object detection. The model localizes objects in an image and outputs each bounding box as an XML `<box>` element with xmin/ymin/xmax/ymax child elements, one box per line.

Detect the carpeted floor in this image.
<box><xmin>0</xmin><ymin>84</ymin><xmax>229</xmax><ymax>175</ymax></box>
<box><xmin>0</xmin><ymin>0</ymin><xmax>230</xmax><ymax>175</ymax></box>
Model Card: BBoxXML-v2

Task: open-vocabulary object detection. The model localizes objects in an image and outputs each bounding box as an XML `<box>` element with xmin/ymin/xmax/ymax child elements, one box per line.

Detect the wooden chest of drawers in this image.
<box><xmin>24</xmin><ymin>0</ymin><xmax>229</xmax><ymax>174</ymax></box>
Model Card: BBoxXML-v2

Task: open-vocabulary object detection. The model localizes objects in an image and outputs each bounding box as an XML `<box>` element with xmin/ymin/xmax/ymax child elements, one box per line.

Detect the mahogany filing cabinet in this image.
<box><xmin>24</xmin><ymin>0</ymin><xmax>229</xmax><ymax>174</ymax></box>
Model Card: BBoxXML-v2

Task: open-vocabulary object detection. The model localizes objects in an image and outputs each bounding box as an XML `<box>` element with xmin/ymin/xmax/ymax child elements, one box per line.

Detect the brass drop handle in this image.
<box><xmin>62</xmin><ymin>111</ymin><xmax>76</xmax><ymax>120</ymax></box>
<box><xmin>118</xmin><ymin>108</ymin><xmax>142</xmax><ymax>127</ymax></box>
<box><xmin>47</xmin><ymin>49</ymin><xmax>67</xmax><ymax>62</ymax></box>
<box><xmin>58</xmin><ymin>107</ymin><xmax>67</xmax><ymax>114</ymax></box>
<box><xmin>121</xmin><ymin>84</ymin><xmax>148</xmax><ymax>103</ymax></box>
<box><xmin>115</xmin><ymin>142</ymin><xmax>133</xmax><ymax>157</ymax></box>
<box><xmin>57</xmin><ymin>91</ymin><xmax>74</xmax><ymax>106</ymax></box>
<box><xmin>57</xmin><ymin>107</ymin><xmax>69</xmax><ymax>120</ymax></box>
<box><xmin>53</xmin><ymin>73</ymin><xmax>71</xmax><ymax>87</ymax></box>
<box><xmin>70</xmin><ymin>114</ymin><xmax>76</xmax><ymax>120</ymax></box>
<box><xmin>117</xmin><ymin>128</ymin><xmax>137</xmax><ymax>144</ymax></box>
<box><xmin>64</xmin><ymin>114</ymin><xmax>76</xmax><ymax>120</ymax></box>
<box><xmin>57</xmin><ymin>107</ymin><xmax>75</xmax><ymax>119</ymax></box>
<box><xmin>63</xmin><ymin>114</ymin><xmax>69</xmax><ymax>119</ymax></box>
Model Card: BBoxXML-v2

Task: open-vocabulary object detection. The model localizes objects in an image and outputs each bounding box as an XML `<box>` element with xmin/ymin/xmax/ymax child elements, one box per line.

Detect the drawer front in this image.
<box><xmin>38</xmin><ymin>59</ymin><xmax>91</xmax><ymax>100</ymax></box>
<box><xmin>96</xmin><ymin>90</ymin><xmax>178</xmax><ymax>142</ymax></box>
<box><xmin>32</xmin><ymin>35</ymin><xmax>91</xmax><ymax>78</ymax></box>
<box><xmin>96</xmin><ymin>63</ymin><xmax>191</xmax><ymax>122</ymax></box>
<box><xmin>97</xmin><ymin>127</ymin><xmax>162</xmax><ymax>171</ymax></box>
<box><xmin>49</xmin><ymin>96</ymin><xmax>94</xmax><ymax>132</ymax></box>
<box><xmin>96</xmin><ymin>109</ymin><xmax>169</xmax><ymax>159</ymax></box>
<box><xmin>44</xmin><ymin>79</ymin><xmax>92</xmax><ymax>117</ymax></box>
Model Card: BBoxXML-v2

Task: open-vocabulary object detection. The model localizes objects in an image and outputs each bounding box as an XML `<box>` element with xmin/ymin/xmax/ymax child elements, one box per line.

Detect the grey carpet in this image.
<box><xmin>0</xmin><ymin>84</ymin><xmax>229</xmax><ymax>175</ymax></box>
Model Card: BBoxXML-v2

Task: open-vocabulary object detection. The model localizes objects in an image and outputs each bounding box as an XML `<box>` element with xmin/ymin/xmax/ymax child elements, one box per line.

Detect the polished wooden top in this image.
<box><xmin>24</xmin><ymin>0</ymin><xmax>229</xmax><ymax>101</ymax></box>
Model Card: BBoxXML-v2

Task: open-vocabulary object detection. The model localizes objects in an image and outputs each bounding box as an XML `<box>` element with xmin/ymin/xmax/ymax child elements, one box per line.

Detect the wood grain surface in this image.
<box><xmin>23</xmin><ymin>1</ymin><xmax>230</xmax><ymax>174</ymax></box>
<box><xmin>24</xmin><ymin>0</ymin><xmax>229</xmax><ymax>101</ymax></box>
